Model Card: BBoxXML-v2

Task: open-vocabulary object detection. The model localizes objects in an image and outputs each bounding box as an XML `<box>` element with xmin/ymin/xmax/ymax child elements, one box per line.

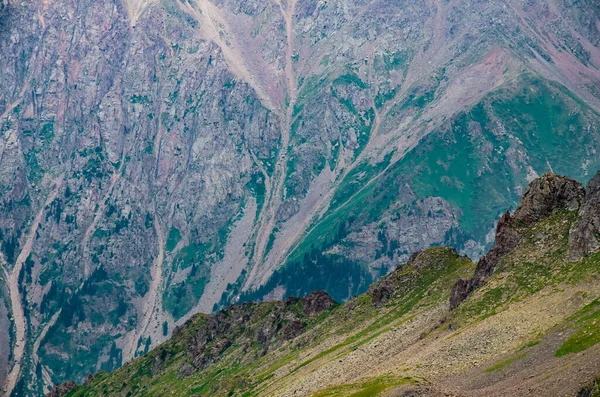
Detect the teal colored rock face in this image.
<box><xmin>239</xmin><ymin>75</ymin><xmax>600</xmax><ymax>305</ymax></box>
<box><xmin>403</xmin><ymin>76</ymin><xmax>600</xmax><ymax>238</ymax></box>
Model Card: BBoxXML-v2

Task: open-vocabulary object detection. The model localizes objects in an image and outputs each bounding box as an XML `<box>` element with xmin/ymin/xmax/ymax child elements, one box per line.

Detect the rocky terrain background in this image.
<box><xmin>49</xmin><ymin>172</ymin><xmax>600</xmax><ymax>397</ymax></box>
<box><xmin>1</xmin><ymin>0</ymin><xmax>600</xmax><ymax>394</ymax></box>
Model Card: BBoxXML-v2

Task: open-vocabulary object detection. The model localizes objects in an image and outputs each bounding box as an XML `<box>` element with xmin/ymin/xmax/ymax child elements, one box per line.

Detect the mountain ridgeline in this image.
<box><xmin>1</xmin><ymin>0</ymin><xmax>600</xmax><ymax>394</ymax></box>
<box><xmin>49</xmin><ymin>171</ymin><xmax>600</xmax><ymax>396</ymax></box>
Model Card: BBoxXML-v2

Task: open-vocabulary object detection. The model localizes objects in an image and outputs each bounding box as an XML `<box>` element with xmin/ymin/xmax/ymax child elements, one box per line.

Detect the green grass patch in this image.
<box><xmin>556</xmin><ymin>298</ymin><xmax>600</xmax><ymax>357</ymax></box>
<box><xmin>166</xmin><ymin>227</ymin><xmax>182</xmax><ymax>252</ymax></box>
<box><xmin>484</xmin><ymin>353</ymin><xmax>527</xmax><ymax>373</ymax></box>
<box><xmin>310</xmin><ymin>376</ymin><xmax>414</xmax><ymax>397</ymax></box>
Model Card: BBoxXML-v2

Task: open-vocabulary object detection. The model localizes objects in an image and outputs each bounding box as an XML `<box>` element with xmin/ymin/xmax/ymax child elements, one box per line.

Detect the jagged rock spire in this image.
<box><xmin>569</xmin><ymin>171</ymin><xmax>600</xmax><ymax>261</ymax></box>
<box><xmin>451</xmin><ymin>173</ymin><xmax>586</xmax><ymax>309</ymax></box>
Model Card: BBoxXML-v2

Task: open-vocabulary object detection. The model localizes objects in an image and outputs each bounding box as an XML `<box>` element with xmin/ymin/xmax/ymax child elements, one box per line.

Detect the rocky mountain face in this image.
<box><xmin>49</xmin><ymin>172</ymin><xmax>600</xmax><ymax>396</ymax></box>
<box><xmin>570</xmin><ymin>172</ymin><xmax>600</xmax><ymax>260</ymax></box>
<box><xmin>451</xmin><ymin>173</ymin><xmax>587</xmax><ymax>308</ymax></box>
<box><xmin>452</xmin><ymin>171</ymin><xmax>600</xmax><ymax>309</ymax></box>
<box><xmin>1</xmin><ymin>0</ymin><xmax>600</xmax><ymax>394</ymax></box>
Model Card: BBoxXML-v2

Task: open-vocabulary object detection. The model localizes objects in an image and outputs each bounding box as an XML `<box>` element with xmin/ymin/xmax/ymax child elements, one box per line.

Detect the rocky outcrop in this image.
<box><xmin>176</xmin><ymin>291</ymin><xmax>336</xmax><ymax>376</ymax></box>
<box><xmin>472</xmin><ymin>211</ymin><xmax>521</xmax><ymax>282</ymax></box>
<box><xmin>577</xmin><ymin>377</ymin><xmax>600</xmax><ymax>397</ymax></box>
<box><xmin>46</xmin><ymin>380</ymin><xmax>77</xmax><ymax>397</ymax></box>
<box><xmin>371</xmin><ymin>278</ymin><xmax>398</xmax><ymax>307</ymax></box>
<box><xmin>371</xmin><ymin>251</ymin><xmax>420</xmax><ymax>306</ymax></box>
<box><xmin>301</xmin><ymin>291</ymin><xmax>336</xmax><ymax>316</ymax></box>
<box><xmin>451</xmin><ymin>173</ymin><xmax>585</xmax><ymax>309</ymax></box>
<box><xmin>569</xmin><ymin>171</ymin><xmax>600</xmax><ymax>260</ymax></box>
<box><xmin>512</xmin><ymin>173</ymin><xmax>585</xmax><ymax>224</ymax></box>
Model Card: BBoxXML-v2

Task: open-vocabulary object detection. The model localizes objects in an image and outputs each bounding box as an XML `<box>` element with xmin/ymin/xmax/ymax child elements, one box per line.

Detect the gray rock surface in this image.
<box><xmin>513</xmin><ymin>174</ymin><xmax>585</xmax><ymax>225</ymax></box>
<box><xmin>570</xmin><ymin>171</ymin><xmax>600</xmax><ymax>260</ymax></box>
<box><xmin>45</xmin><ymin>380</ymin><xmax>77</xmax><ymax>397</ymax></box>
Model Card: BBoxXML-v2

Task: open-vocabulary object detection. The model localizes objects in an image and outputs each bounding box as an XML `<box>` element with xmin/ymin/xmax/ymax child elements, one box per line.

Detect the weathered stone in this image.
<box><xmin>513</xmin><ymin>173</ymin><xmax>585</xmax><ymax>225</ymax></box>
<box><xmin>449</xmin><ymin>278</ymin><xmax>471</xmax><ymax>311</ymax></box>
<box><xmin>45</xmin><ymin>380</ymin><xmax>77</xmax><ymax>397</ymax></box>
<box><xmin>451</xmin><ymin>173</ymin><xmax>585</xmax><ymax>310</ymax></box>
<box><xmin>301</xmin><ymin>291</ymin><xmax>335</xmax><ymax>316</ymax></box>
<box><xmin>577</xmin><ymin>377</ymin><xmax>600</xmax><ymax>397</ymax></box>
<box><xmin>371</xmin><ymin>278</ymin><xmax>397</xmax><ymax>307</ymax></box>
<box><xmin>570</xmin><ymin>171</ymin><xmax>600</xmax><ymax>260</ymax></box>
<box><xmin>282</xmin><ymin>319</ymin><xmax>304</xmax><ymax>340</ymax></box>
<box><xmin>178</xmin><ymin>362</ymin><xmax>197</xmax><ymax>378</ymax></box>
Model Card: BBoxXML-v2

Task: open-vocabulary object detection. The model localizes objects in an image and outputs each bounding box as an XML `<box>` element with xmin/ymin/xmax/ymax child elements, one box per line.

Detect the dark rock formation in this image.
<box><xmin>577</xmin><ymin>377</ymin><xmax>600</xmax><ymax>397</ymax></box>
<box><xmin>176</xmin><ymin>291</ymin><xmax>336</xmax><ymax>376</ymax></box>
<box><xmin>449</xmin><ymin>278</ymin><xmax>472</xmax><ymax>311</ymax></box>
<box><xmin>570</xmin><ymin>171</ymin><xmax>600</xmax><ymax>260</ymax></box>
<box><xmin>282</xmin><ymin>319</ymin><xmax>304</xmax><ymax>340</ymax></box>
<box><xmin>301</xmin><ymin>291</ymin><xmax>336</xmax><ymax>316</ymax></box>
<box><xmin>450</xmin><ymin>173</ymin><xmax>585</xmax><ymax>309</ymax></box>
<box><xmin>45</xmin><ymin>380</ymin><xmax>77</xmax><ymax>397</ymax></box>
<box><xmin>512</xmin><ymin>173</ymin><xmax>585</xmax><ymax>224</ymax></box>
<box><xmin>470</xmin><ymin>211</ymin><xmax>520</xmax><ymax>285</ymax></box>
<box><xmin>371</xmin><ymin>278</ymin><xmax>398</xmax><ymax>307</ymax></box>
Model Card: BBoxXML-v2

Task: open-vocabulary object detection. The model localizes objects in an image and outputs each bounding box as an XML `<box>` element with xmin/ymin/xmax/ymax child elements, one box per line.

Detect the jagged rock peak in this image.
<box><xmin>300</xmin><ymin>291</ymin><xmax>336</xmax><ymax>317</ymax></box>
<box><xmin>513</xmin><ymin>173</ymin><xmax>585</xmax><ymax>225</ymax></box>
<box><xmin>569</xmin><ymin>171</ymin><xmax>600</xmax><ymax>260</ymax></box>
<box><xmin>451</xmin><ymin>172</ymin><xmax>586</xmax><ymax>310</ymax></box>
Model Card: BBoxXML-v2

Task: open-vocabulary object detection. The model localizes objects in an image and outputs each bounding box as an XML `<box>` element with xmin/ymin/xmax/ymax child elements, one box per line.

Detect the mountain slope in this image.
<box><xmin>52</xmin><ymin>172</ymin><xmax>600</xmax><ymax>396</ymax></box>
<box><xmin>1</xmin><ymin>0</ymin><xmax>600</xmax><ymax>393</ymax></box>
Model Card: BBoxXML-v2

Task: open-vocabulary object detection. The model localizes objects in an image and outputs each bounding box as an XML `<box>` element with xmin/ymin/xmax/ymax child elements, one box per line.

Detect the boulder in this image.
<box><xmin>301</xmin><ymin>291</ymin><xmax>335</xmax><ymax>316</ymax></box>
<box><xmin>46</xmin><ymin>380</ymin><xmax>77</xmax><ymax>397</ymax></box>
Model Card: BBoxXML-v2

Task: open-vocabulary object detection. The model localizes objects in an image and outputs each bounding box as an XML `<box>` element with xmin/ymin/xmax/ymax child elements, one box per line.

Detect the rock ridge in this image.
<box><xmin>371</xmin><ymin>247</ymin><xmax>467</xmax><ymax>307</ymax></box>
<box><xmin>569</xmin><ymin>171</ymin><xmax>600</xmax><ymax>260</ymax></box>
<box><xmin>451</xmin><ymin>172</ymin><xmax>589</xmax><ymax>309</ymax></box>
<box><xmin>179</xmin><ymin>291</ymin><xmax>335</xmax><ymax>376</ymax></box>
